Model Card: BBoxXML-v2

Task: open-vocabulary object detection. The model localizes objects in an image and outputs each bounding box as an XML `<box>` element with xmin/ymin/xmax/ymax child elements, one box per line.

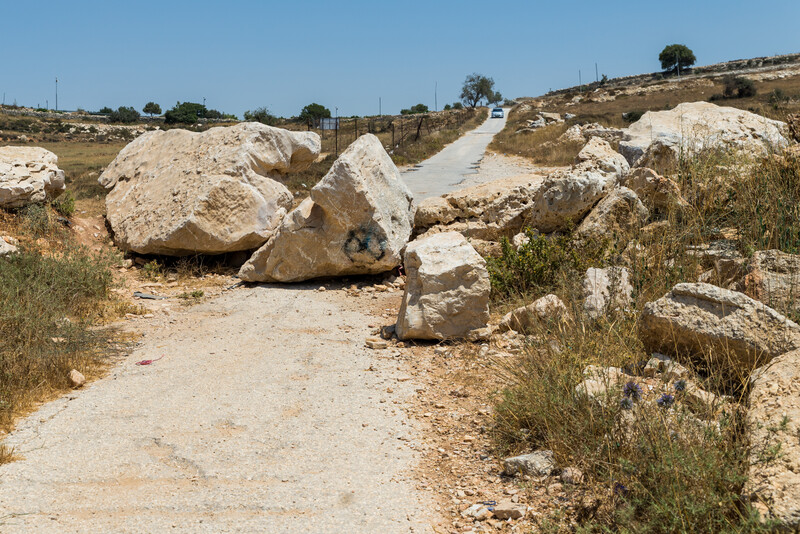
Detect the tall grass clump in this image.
<box><xmin>0</xmin><ymin>247</ymin><xmax>114</xmax><ymax>432</ymax></box>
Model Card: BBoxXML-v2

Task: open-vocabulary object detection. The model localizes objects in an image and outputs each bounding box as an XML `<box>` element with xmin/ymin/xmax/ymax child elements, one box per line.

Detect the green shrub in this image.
<box><xmin>623</xmin><ymin>110</ymin><xmax>645</xmax><ymax>122</ymax></box>
<box><xmin>401</xmin><ymin>103</ymin><xmax>429</xmax><ymax>115</ymax></box>
<box><xmin>21</xmin><ymin>203</ymin><xmax>52</xmax><ymax>237</ymax></box>
<box><xmin>107</xmin><ymin>106</ymin><xmax>140</xmax><ymax>123</ymax></box>
<box><xmin>51</xmin><ymin>191</ymin><xmax>75</xmax><ymax>217</ymax></box>
<box><xmin>243</xmin><ymin>106</ymin><xmax>278</xmax><ymax>125</ymax></box>
<box><xmin>98</xmin><ymin>106</ymin><xmax>113</xmax><ymax>114</ymax></box>
<box><xmin>165</xmin><ymin>102</ymin><xmax>207</xmax><ymax>124</ymax></box>
<box><xmin>722</xmin><ymin>76</ymin><xmax>757</xmax><ymax>99</ymax></box>
<box><xmin>486</xmin><ymin>228</ymin><xmax>602</xmax><ymax>300</ymax></box>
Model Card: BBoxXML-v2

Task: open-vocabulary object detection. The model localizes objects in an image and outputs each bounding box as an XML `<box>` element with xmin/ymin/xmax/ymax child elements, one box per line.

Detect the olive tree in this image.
<box><xmin>460</xmin><ymin>73</ymin><xmax>499</xmax><ymax>108</ymax></box>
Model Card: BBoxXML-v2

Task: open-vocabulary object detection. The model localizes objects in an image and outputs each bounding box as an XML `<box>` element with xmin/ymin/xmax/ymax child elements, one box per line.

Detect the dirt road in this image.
<box><xmin>0</xmin><ymin>282</ymin><xmax>430</xmax><ymax>533</ymax></box>
<box><xmin>401</xmin><ymin>108</ymin><xmax>510</xmax><ymax>201</ymax></box>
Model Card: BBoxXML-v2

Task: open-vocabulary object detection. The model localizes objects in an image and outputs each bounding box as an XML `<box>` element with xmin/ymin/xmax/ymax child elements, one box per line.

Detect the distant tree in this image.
<box><xmin>142</xmin><ymin>102</ymin><xmax>161</xmax><ymax>116</ymax></box>
<box><xmin>488</xmin><ymin>91</ymin><xmax>503</xmax><ymax>106</ymax></box>
<box><xmin>164</xmin><ymin>102</ymin><xmax>207</xmax><ymax>124</ymax></box>
<box><xmin>659</xmin><ymin>44</ymin><xmax>696</xmax><ymax>75</ymax></box>
<box><xmin>108</xmin><ymin>106</ymin><xmax>140</xmax><ymax>123</ymax></box>
<box><xmin>298</xmin><ymin>103</ymin><xmax>331</xmax><ymax>123</ymax></box>
<box><xmin>600</xmin><ymin>74</ymin><xmax>609</xmax><ymax>85</ymax></box>
<box><xmin>244</xmin><ymin>107</ymin><xmax>278</xmax><ymax>125</ymax></box>
<box><xmin>460</xmin><ymin>73</ymin><xmax>498</xmax><ymax>108</ymax></box>
<box><xmin>400</xmin><ymin>103</ymin><xmax>429</xmax><ymax>115</ymax></box>
<box><xmin>98</xmin><ymin>106</ymin><xmax>113</xmax><ymax>114</ymax></box>
<box><xmin>443</xmin><ymin>103</ymin><xmax>452</xmax><ymax>110</ymax></box>
<box><xmin>452</xmin><ymin>102</ymin><xmax>463</xmax><ymax>110</ymax></box>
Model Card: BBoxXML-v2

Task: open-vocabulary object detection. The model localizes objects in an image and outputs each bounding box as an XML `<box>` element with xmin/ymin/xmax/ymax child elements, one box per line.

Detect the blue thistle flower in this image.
<box><xmin>613</xmin><ymin>482</ymin><xmax>629</xmax><ymax>497</ymax></box>
<box><xmin>674</xmin><ymin>379</ymin><xmax>687</xmax><ymax>392</ymax></box>
<box><xmin>620</xmin><ymin>397</ymin><xmax>634</xmax><ymax>410</ymax></box>
<box><xmin>623</xmin><ymin>381</ymin><xmax>643</xmax><ymax>401</ymax></box>
<box><xmin>657</xmin><ymin>393</ymin><xmax>675</xmax><ymax>408</ymax></box>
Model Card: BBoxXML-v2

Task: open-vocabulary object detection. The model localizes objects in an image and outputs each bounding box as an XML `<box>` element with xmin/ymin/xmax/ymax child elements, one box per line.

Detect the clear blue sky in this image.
<box><xmin>2</xmin><ymin>0</ymin><xmax>799</xmax><ymax>118</ymax></box>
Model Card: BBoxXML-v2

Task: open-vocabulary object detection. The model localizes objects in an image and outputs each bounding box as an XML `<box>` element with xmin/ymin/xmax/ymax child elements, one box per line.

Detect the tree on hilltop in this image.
<box><xmin>244</xmin><ymin>107</ymin><xmax>278</xmax><ymax>126</ymax></box>
<box><xmin>461</xmin><ymin>73</ymin><xmax>499</xmax><ymax>108</ymax></box>
<box><xmin>143</xmin><ymin>102</ymin><xmax>161</xmax><ymax>116</ymax></box>
<box><xmin>659</xmin><ymin>44</ymin><xmax>696</xmax><ymax>75</ymax></box>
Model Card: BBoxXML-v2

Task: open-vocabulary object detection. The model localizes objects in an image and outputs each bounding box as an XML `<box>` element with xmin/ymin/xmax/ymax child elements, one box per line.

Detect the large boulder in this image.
<box><xmin>413</xmin><ymin>174</ymin><xmax>545</xmax><ymax>241</ymax></box>
<box><xmin>574</xmin><ymin>186</ymin><xmax>648</xmax><ymax>241</ymax></box>
<box><xmin>0</xmin><ymin>147</ymin><xmax>66</xmax><ymax>208</ymax></box>
<box><xmin>499</xmin><ymin>294</ymin><xmax>567</xmax><ymax>332</ymax></box>
<box><xmin>395</xmin><ymin>232</ymin><xmax>490</xmax><ymax>340</ymax></box>
<box><xmin>743</xmin><ymin>249</ymin><xmax>800</xmax><ymax>314</ymax></box>
<box><xmin>100</xmin><ymin>122</ymin><xmax>320</xmax><ymax>255</ymax></box>
<box><xmin>522</xmin><ymin>167</ymin><xmax>615</xmax><ymax>233</ymax></box>
<box><xmin>639</xmin><ymin>283</ymin><xmax>800</xmax><ymax>369</ymax></box>
<box><xmin>619</xmin><ymin>101</ymin><xmax>788</xmax><ymax>167</ymax></box>
<box><xmin>239</xmin><ymin>134</ymin><xmax>413</xmax><ymax>282</ymax></box>
<box><xmin>746</xmin><ymin>349</ymin><xmax>800</xmax><ymax>528</ymax></box>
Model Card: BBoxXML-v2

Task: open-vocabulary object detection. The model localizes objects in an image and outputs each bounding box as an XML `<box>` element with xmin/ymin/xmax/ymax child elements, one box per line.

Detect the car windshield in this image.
<box><xmin>493</xmin><ymin>108</ymin><xmax>502</xmax><ymax>112</ymax></box>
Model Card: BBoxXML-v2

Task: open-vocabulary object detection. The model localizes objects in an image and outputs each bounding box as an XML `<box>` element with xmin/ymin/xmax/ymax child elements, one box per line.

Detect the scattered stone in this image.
<box><xmin>380</xmin><ymin>325</ymin><xmax>396</xmax><ymax>340</ymax></box>
<box><xmin>499</xmin><ymin>294</ymin><xmax>567</xmax><ymax>332</ymax></box>
<box><xmin>133</xmin><ymin>291</ymin><xmax>167</xmax><ymax>300</ymax></box>
<box><xmin>0</xmin><ymin>236</ymin><xmax>19</xmax><ymax>257</ymax></box>
<box><xmin>365</xmin><ymin>337</ymin><xmax>388</xmax><ymax>350</ymax></box>
<box><xmin>0</xmin><ymin>146</ymin><xmax>66</xmax><ymax>208</ymax></box>
<box><xmin>639</xmin><ymin>283</ymin><xmax>800</xmax><ymax>369</ymax></box>
<box><xmin>492</xmin><ymin>501</ymin><xmax>525</xmax><ymax>520</ymax></box>
<box><xmin>575</xmin><ymin>137</ymin><xmax>630</xmax><ymax>179</ymax></box>
<box><xmin>575</xmin><ymin>365</ymin><xmax>625</xmax><ymax>400</ymax></box>
<box><xmin>100</xmin><ymin>122</ymin><xmax>320</xmax><ymax>255</ymax></box>
<box><xmin>582</xmin><ymin>267</ymin><xmax>633</xmax><ymax>319</ymax></box>
<box><xmin>560</xmin><ymin>467</ymin><xmax>584</xmax><ymax>485</ymax></box>
<box><xmin>503</xmin><ymin>450</ymin><xmax>555</xmax><ymax>477</ymax></box>
<box><xmin>68</xmin><ymin>369</ymin><xmax>86</xmax><ymax>388</ymax></box>
<box><xmin>396</xmin><ymin>232</ymin><xmax>490</xmax><ymax>340</ymax></box>
<box><xmin>239</xmin><ymin>134</ymin><xmax>414</xmax><ymax>282</ymax></box>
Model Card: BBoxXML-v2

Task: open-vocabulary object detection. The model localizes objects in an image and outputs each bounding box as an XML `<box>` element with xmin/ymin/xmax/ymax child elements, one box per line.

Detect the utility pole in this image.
<box><xmin>595</xmin><ymin>63</ymin><xmax>599</xmax><ymax>83</ymax></box>
<box><xmin>55</xmin><ymin>77</ymin><xmax>58</xmax><ymax>111</ymax></box>
<box><xmin>676</xmin><ymin>51</ymin><xmax>681</xmax><ymax>80</ymax></box>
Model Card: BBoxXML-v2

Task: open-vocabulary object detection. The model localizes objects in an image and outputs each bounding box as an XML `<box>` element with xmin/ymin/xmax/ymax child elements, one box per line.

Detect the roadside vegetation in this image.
<box><xmin>0</xmin><ymin>204</ymin><xmax>125</xmax><ymax>461</ymax></box>
<box><xmin>484</xmin><ymin>147</ymin><xmax>800</xmax><ymax>531</ymax></box>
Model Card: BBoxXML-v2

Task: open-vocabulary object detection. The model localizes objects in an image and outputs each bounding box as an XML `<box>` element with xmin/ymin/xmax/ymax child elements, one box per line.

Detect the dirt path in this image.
<box><xmin>0</xmin><ymin>282</ymin><xmax>431</xmax><ymax>533</ymax></box>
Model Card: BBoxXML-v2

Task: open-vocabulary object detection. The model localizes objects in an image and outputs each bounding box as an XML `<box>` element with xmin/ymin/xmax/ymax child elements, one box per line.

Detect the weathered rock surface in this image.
<box><xmin>743</xmin><ymin>249</ymin><xmax>800</xmax><ymax>314</ymax></box>
<box><xmin>575</xmin><ymin>365</ymin><xmax>625</xmax><ymax>400</ymax></box>
<box><xmin>619</xmin><ymin>101</ymin><xmax>788</xmax><ymax>167</ymax></box>
<box><xmin>639</xmin><ymin>283</ymin><xmax>800</xmax><ymax>368</ymax></box>
<box><xmin>499</xmin><ymin>294</ymin><xmax>567</xmax><ymax>332</ymax></box>
<box><xmin>239</xmin><ymin>134</ymin><xmax>413</xmax><ymax>282</ymax></box>
<box><xmin>395</xmin><ymin>232</ymin><xmax>490</xmax><ymax>340</ymax></box>
<box><xmin>620</xmin><ymin>167</ymin><xmax>687</xmax><ymax>212</ymax></box>
<box><xmin>413</xmin><ymin>174</ymin><xmax>544</xmax><ymax>240</ymax></box>
<box><xmin>503</xmin><ymin>450</ymin><xmax>555</xmax><ymax>477</ymax></box>
<box><xmin>100</xmin><ymin>122</ymin><xmax>320</xmax><ymax>255</ymax></box>
<box><xmin>0</xmin><ymin>146</ymin><xmax>66</xmax><ymax>208</ymax></box>
<box><xmin>583</xmin><ymin>267</ymin><xmax>633</xmax><ymax>318</ymax></box>
<box><xmin>574</xmin><ymin>186</ymin><xmax>648</xmax><ymax>241</ymax></box>
<box><xmin>575</xmin><ymin>137</ymin><xmax>630</xmax><ymax>179</ymax></box>
<box><xmin>522</xmin><ymin>168</ymin><xmax>615</xmax><ymax>233</ymax></box>
<box><xmin>560</xmin><ymin>123</ymin><xmax>624</xmax><ymax>144</ymax></box>
<box><xmin>68</xmin><ymin>369</ymin><xmax>86</xmax><ymax>388</ymax></box>
<box><xmin>746</xmin><ymin>349</ymin><xmax>800</xmax><ymax>528</ymax></box>
<box><xmin>0</xmin><ymin>236</ymin><xmax>19</xmax><ymax>257</ymax></box>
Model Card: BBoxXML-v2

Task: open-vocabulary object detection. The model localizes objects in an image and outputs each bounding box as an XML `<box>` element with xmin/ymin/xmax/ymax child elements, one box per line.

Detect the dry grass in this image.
<box><xmin>489</xmin><ymin>115</ymin><xmax>582</xmax><ymax>165</ymax></box>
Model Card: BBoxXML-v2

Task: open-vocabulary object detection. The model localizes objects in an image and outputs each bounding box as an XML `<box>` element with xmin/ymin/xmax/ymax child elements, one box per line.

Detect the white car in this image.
<box><xmin>491</xmin><ymin>107</ymin><xmax>504</xmax><ymax>118</ymax></box>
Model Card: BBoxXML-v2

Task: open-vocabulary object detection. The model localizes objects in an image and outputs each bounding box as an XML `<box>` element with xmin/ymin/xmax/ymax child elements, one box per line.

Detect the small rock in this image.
<box><xmin>492</xmin><ymin>501</ymin><xmax>525</xmax><ymax>520</ymax></box>
<box><xmin>560</xmin><ymin>466</ymin><xmax>584</xmax><ymax>485</ymax></box>
<box><xmin>380</xmin><ymin>325</ymin><xmax>396</xmax><ymax>340</ymax></box>
<box><xmin>69</xmin><ymin>369</ymin><xmax>86</xmax><ymax>388</ymax></box>
<box><xmin>503</xmin><ymin>450</ymin><xmax>555</xmax><ymax>476</ymax></box>
<box><xmin>365</xmin><ymin>338</ymin><xmax>388</xmax><ymax>349</ymax></box>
